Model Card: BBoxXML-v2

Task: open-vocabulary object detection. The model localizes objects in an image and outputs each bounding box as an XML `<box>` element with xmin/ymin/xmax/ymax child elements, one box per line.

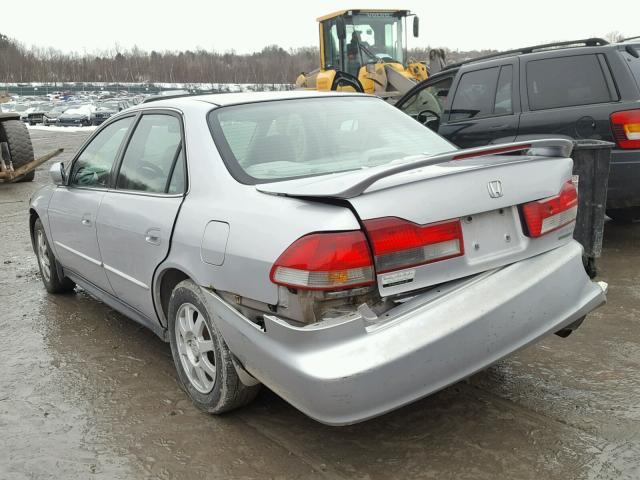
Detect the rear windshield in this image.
<box><xmin>208</xmin><ymin>96</ymin><xmax>455</xmax><ymax>183</ymax></box>
<box><xmin>622</xmin><ymin>47</ymin><xmax>640</xmax><ymax>90</ymax></box>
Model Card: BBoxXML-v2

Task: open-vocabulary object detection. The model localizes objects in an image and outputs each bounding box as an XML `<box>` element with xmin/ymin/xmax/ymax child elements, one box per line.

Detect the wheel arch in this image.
<box><xmin>154</xmin><ymin>266</ymin><xmax>191</xmax><ymax>329</ymax></box>
<box><xmin>29</xmin><ymin>208</ymin><xmax>39</xmax><ymax>249</ymax></box>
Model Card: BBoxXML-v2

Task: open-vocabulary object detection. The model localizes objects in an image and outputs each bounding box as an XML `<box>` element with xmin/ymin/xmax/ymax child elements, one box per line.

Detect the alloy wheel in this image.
<box><xmin>175</xmin><ymin>303</ymin><xmax>216</xmax><ymax>394</ymax></box>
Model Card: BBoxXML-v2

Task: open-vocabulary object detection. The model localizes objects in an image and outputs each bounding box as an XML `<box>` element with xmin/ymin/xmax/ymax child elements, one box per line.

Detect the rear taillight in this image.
<box><xmin>270</xmin><ymin>231</ymin><xmax>374</xmax><ymax>290</ymax></box>
<box><xmin>364</xmin><ymin>217</ymin><xmax>464</xmax><ymax>273</ymax></box>
<box><xmin>610</xmin><ymin>110</ymin><xmax>640</xmax><ymax>149</ymax></box>
<box><xmin>521</xmin><ymin>180</ymin><xmax>578</xmax><ymax>238</ymax></box>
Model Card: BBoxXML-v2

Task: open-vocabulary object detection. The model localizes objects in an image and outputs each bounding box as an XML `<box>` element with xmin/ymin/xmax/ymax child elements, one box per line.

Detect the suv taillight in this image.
<box><xmin>521</xmin><ymin>180</ymin><xmax>578</xmax><ymax>238</ymax></box>
<box><xmin>270</xmin><ymin>231</ymin><xmax>374</xmax><ymax>290</ymax></box>
<box><xmin>610</xmin><ymin>110</ymin><xmax>640</xmax><ymax>149</ymax></box>
<box><xmin>364</xmin><ymin>217</ymin><xmax>464</xmax><ymax>273</ymax></box>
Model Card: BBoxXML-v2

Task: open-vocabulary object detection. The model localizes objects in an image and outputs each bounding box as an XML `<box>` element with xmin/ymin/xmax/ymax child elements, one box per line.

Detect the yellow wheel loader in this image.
<box><xmin>295</xmin><ymin>9</ymin><xmax>429</xmax><ymax>101</ymax></box>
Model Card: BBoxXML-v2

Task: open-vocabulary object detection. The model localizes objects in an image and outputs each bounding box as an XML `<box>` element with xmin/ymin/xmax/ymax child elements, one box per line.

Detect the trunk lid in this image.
<box><xmin>258</xmin><ymin>140</ymin><xmax>578</xmax><ymax>296</ymax></box>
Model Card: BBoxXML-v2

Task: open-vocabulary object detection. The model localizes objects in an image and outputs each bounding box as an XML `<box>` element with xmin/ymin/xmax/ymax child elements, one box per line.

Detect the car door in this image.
<box><xmin>516</xmin><ymin>53</ymin><xmax>619</xmax><ymax>141</ymax></box>
<box><xmin>48</xmin><ymin>116</ymin><xmax>135</xmax><ymax>293</ymax></box>
<box><xmin>96</xmin><ymin>111</ymin><xmax>186</xmax><ymax>321</ymax></box>
<box><xmin>395</xmin><ymin>74</ymin><xmax>455</xmax><ymax>132</ymax></box>
<box><xmin>438</xmin><ymin>60</ymin><xmax>520</xmax><ymax>148</ymax></box>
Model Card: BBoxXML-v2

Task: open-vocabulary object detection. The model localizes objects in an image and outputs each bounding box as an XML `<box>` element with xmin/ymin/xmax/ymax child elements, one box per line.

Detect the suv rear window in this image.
<box><xmin>622</xmin><ymin>47</ymin><xmax>640</xmax><ymax>90</ymax></box>
<box><xmin>208</xmin><ymin>96</ymin><xmax>455</xmax><ymax>184</ymax></box>
<box><xmin>526</xmin><ymin>55</ymin><xmax>614</xmax><ymax>110</ymax></box>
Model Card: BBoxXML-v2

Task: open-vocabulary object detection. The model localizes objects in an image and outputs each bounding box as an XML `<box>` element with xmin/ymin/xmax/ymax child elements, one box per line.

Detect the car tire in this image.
<box><xmin>606</xmin><ymin>207</ymin><xmax>640</xmax><ymax>223</ymax></box>
<box><xmin>168</xmin><ymin>279</ymin><xmax>260</xmax><ymax>414</ymax></box>
<box><xmin>0</xmin><ymin>119</ymin><xmax>35</xmax><ymax>182</ymax></box>
<box><xmin>33</xmin><ymin>218</ymin><xmax>76</xmax><ymax>294</ymax></box>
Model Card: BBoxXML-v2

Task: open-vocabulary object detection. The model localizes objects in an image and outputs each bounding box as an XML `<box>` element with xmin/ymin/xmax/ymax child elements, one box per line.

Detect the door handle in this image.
<box><xmin>145</xmin><ymin>228</ymin><xmax>161</xmax><ymax>246</ymax></box>
<box><xmin>489</xmin><ymin>124</ymin><xmax>510</xmax><ymax>130</ymax></box>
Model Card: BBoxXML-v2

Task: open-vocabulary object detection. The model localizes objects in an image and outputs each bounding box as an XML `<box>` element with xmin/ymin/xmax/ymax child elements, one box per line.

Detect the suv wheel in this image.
<box><xmin>606</xmin><ymin>207</ymin><xmax>640</xmax><ymax>223</ymax></box>
<box><xmin>168</xmin><ymin>279</ymin><xmax>260</xmax><ymax>414</ymax></box>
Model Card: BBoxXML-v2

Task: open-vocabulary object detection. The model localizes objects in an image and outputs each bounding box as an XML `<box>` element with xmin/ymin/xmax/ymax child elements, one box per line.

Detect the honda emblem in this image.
<box><xmin>487</xmin><ymin>180</ymin><xmax>503</xmax><ymax>198</ymax></box>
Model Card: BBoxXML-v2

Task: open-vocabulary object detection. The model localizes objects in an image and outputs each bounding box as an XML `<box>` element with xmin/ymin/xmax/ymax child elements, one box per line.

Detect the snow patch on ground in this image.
<box><xmin>27</xmin><ymin>124</ymin><xmax>98</xmax><ymax>133</ymax></box>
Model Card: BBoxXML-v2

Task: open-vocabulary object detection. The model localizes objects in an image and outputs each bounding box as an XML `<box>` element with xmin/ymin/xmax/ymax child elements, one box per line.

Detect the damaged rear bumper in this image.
<box><xmin>203</xmin><ymin>240</ymin><xmax>606</xmax><ymax>426</ymax></box>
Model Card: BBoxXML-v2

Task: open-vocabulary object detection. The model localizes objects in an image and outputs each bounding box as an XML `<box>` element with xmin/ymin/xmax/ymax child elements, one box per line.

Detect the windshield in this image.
<box><xmin>209</xmin><ymin>96</ymin><xmax>455</xmax><ymax>184</ymax></box>
<box><xmin>346</xmin><ymin>13</ymin><xmax>405</xmax><ymax>65</ymax></box>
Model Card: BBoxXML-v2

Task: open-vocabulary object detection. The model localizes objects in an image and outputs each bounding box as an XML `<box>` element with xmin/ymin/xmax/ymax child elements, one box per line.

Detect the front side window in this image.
<box><xmin>116</xmin><ymin>114</ymin><xmax>183</xmax><ymax>193</ymax></box>
<box><xmin>345</xmin><ymin>13</ymin><xmax>405</xmax><ymax>65</ymax></box>
<box><xmin>400</xmin><ymin>76</ymin><xmax>454</xmax><ymax>117</ymax></box>
<box><xmin>526</xmin><ymin>55</ymin><xmax>614</xmax><ymax>110</ymax></box>
<box><xmin>69</xmin><ymin>116</ymin><xmax>133</xmax><ymax>187</ymax></box>
<box><xmin>209</xmin><ymin>96</ymin><xmax>455</xmax><ymax>183</ymax></box>
<box><xmin>449</xmin><ymin>67</ymin><xmax>500</xmax><ymax>122</ymax></box>
<box><xmin>323</xmin><ymin>19</ymin><xmax>342</xmax><ymax>70</ymax></box>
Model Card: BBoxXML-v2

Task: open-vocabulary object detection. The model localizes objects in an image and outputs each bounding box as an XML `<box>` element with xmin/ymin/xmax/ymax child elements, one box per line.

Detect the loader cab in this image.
<box><xmin>319</xmin><ymin>10</ymin><xmax>418</xmax><ymax>88</ymax></box>
<box><xmin>321</xmin><ymin>10</ymin><xmax>411</xmax><ymax>71</ymax></box>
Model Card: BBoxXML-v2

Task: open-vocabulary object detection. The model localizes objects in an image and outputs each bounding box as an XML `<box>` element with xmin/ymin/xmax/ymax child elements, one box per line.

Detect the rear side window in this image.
<box><xmin>116</xmin><ymin>114</ymin><xmax>183</xmax><ymax>193</ymax></box>
<box><xmin>526</xmin><ymin>55</ymin><xmax>614</xmax><ymax>110</ymax></box>
<box><xmin>449</xmin><ymin>67</ymin><xmax>499</xmax><ymax>121</ymax></box>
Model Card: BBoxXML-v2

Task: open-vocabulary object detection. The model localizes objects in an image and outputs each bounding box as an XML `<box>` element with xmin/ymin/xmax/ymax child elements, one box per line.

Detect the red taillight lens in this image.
<box><xmin>270</xmin><ymin>231</ymin><xmax>374</xmax><ymax>290</ymax></box>
<box><xmin>364</xmin><ymin>217</ymin><xmax>464</xmax><ymax>273</ymax></box>
<box><xmin>610</xmin><ymin>110</ymin><xmax>640</xmax><ymax>149</ymax></box>
<box><xmin>521</xmin><ymin>180</ymin><xmax>578</xmax><ymax>238</ymax></box>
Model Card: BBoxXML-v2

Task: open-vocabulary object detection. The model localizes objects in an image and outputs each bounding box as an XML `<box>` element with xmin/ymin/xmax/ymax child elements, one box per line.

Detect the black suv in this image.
<box><xmin>396</xmin><ymin>38</ymin><xmax>640</xmax><ymax>222</ymax></box>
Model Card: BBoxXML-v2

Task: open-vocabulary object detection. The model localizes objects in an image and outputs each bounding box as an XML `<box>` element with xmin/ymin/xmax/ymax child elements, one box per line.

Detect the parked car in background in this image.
<box><xmin>396</xmin><ymin>37</ymin><xmax>640</xmax><ymax>222</ymax></box>
<box><xmin>29</xmin><ymin>91</ymin><xmax>607</xmax><ymax>425</ymax></box>
<box><xmin>92</xmin><ymin>100</ymin><xmax>129</xmax><ymax>125</ymax></box>
<box><xmin>42</xmin><ymin>104</ymin><xmax>72</xmax><ymax>126</ymax></box>
<box><xmin>58</xmin><ymin>104</ymin><xmax>95</xmax><ymax>127</ymax></box>
<box><xmin>27</xmin><ymin>103</ymin><xmax>53</xmax><ymax>125</ymax></box>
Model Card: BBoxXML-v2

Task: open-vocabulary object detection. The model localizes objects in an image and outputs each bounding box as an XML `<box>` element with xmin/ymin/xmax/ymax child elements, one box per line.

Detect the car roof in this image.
<box><xmin>134</xmin><ymin>90</ymin><xmax>371</xmax><ymax>110</ymax></box>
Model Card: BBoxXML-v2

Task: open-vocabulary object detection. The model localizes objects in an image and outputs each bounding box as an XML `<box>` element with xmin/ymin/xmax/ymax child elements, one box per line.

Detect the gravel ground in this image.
<box><xmin>1</xmin><ymin>128</ymin><xmax>639</xmax><ymax>480</ymax></box>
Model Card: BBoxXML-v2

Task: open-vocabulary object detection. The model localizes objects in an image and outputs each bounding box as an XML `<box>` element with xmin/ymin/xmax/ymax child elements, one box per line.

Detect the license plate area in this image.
<box><xmin>461</xmin><ymin>207</ymin><xmax>524</xmax><ymax>264</ymax></box>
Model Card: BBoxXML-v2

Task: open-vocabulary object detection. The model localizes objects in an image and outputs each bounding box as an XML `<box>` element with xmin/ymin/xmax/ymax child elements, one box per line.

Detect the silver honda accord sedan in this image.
<box><xmin>29</xmin><ymin>91</ymin><xmax>607</xmax><ymax>425</ymax></box>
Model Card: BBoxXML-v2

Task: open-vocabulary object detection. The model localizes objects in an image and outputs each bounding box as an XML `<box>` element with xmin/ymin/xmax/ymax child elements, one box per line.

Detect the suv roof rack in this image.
<box><xmin>622</xmin><ymin>35</ymin><xmax>640</xmax><ymax>43</ymax></box>
<box><xmin>443</xmin><ymin>37</ymin><xmax>609</xmax><ymax>71</ymax></box>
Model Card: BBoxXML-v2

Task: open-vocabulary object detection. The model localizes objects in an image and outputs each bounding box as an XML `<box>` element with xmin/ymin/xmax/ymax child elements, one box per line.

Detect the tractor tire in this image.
<box><xmin>331</xmin><ymin>72</ymin><xmax>364</xmax><ymax>93</ymax></box>
<box><xmin>0</xmin><ymin>119</ymin><xmax>35</xmax><ymax>182</ymax></box>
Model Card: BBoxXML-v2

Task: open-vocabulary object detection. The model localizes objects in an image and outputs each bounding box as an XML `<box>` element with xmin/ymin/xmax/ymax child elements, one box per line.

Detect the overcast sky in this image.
<box><xmin>2</xmin><ymin>0</ymin><xmax>638</xmax><ymax>54</ymax></box>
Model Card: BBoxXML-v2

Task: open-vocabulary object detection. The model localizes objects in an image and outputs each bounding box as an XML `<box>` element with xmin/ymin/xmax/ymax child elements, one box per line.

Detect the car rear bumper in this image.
<box><xmin>607</xmin><ymin>149</ymin><xmax>640</xmax><ymax>209</ymax></box>
<box><xmin>203</xmin><ymin>241</ymin><xmax>606</xmax><ymax>426</ymax></box>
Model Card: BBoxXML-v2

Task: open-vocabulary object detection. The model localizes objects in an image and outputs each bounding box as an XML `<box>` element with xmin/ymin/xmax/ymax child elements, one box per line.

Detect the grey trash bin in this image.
<box><xmin>570</xmin><ymin>140</ymin><xmax>613</xmax><ymax>278</ymax></box>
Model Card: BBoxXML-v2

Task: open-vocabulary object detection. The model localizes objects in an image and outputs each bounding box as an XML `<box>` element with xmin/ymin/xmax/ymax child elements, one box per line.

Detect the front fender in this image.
<box><xmin>29</xmin><ymin>185</ymin><xmax>56</xmax><ymax>252</ymax></box>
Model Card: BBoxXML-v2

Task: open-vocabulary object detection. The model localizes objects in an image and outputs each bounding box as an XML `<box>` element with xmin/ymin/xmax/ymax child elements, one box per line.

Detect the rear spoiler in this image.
<box><xmin>256</xmin><ymin>139</ymin><xmax>574</xmax><ymax>199</ymax></box>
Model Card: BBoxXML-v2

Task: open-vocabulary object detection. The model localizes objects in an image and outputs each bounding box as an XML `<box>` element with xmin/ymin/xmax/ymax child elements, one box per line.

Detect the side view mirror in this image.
<box><xmin>413</xmin><ymin>16</ymin><xmax>419</xmax><ymax>37</ymax></box>
<box><xmin>49</xmin><ymin>161</ymin><xmax>66</xmax><ymax>185</ymax></box>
